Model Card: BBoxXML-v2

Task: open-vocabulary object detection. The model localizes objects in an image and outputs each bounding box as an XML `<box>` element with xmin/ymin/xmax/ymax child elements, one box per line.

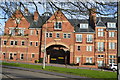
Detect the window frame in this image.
<box><xmin>76</xmin><ymin>34</ymin><xmax>82</xmax><ymax>42</ymax></box>
<box><xmin>54</xmin><ymin>22</ymin><xmax>62</xmax><ymax>30</ymax></box>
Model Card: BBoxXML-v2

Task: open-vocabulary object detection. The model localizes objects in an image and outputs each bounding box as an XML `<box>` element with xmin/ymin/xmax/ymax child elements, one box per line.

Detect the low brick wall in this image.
<box><xmin>79</xmin><ymin>64</ymin><xmax>98</xmax><ymax>68</ymax></box>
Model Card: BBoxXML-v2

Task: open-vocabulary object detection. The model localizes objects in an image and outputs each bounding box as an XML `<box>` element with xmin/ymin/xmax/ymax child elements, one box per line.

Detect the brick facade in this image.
<box><xmin>0</xmin><ymin>9</ymin><xmax>117</xmax><ymax>68</ymax></box>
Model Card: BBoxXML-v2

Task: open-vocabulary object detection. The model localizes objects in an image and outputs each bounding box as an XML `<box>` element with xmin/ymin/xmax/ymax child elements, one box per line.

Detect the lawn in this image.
<box><xmin>2</xmin><ymin>62</ymin><xmax>117</xmax><ymax>79</ymax></box>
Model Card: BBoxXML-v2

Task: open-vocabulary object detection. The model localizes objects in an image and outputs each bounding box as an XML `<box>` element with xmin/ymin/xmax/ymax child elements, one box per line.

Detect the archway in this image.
<box><xmin>46</xmin><ymin>45</ymin><xmax>70</xmax><ymax>64</ymax></box>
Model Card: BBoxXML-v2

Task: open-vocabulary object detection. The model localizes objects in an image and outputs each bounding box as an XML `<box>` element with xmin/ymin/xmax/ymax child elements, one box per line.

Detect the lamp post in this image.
<box><xmin>42</xmin><ymin>28</ymin><xmax>47</xmax><ymax>69</ymax></box>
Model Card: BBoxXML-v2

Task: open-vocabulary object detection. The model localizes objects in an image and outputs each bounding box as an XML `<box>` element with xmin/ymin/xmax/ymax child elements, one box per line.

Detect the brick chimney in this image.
<box><xmin>89</xmin><ymin>8</ymin><xmax>96</xmax><ymax>29</ymax></box>
<box><xmin>34</xmin><ymin>11</ymin><xmax>39</xmax><ymax>21</ymax></box>
<box><xmin>25</xmin><ymin>8</ymin><xmax>28</xmax><ymax>14</ymax></box>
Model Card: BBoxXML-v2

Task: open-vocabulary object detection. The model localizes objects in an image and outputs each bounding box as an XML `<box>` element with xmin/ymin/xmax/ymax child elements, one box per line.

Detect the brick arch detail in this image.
<box><xmin>46</xmin><ymin>42</ymin><xmax>70</xmax><ymax>50</ymax></box>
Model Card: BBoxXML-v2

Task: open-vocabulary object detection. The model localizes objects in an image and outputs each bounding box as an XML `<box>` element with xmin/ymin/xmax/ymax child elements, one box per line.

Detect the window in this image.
<box><xmin>98</xmin><ymin>29</ymin><xmax>104</xmax><ymax>37</ymax></box>
<box><xmin>76</xmin><ymin>57</ymin><xmax>80</xmax><ymax>63</ymax></box>
<box><xmin>9</xmin><ymin>29</ymin><xmax>15</xmax><ymax>35</ymax></box>
<box><xmin>109</xmin><ymin>42</ymin><xmax>115</xmax><ymax>49</ymax></box>
<box><xmin>10</xmin><ymin>41</ymin><xmax>14</xmax><ymax>45</ymax></box>
<box><xmin>76</xmin><ymin>34</ymin><xmax>82</xmax><ymax>42</ymax></box>
<box><xmin>35</xmin><ymin>42</ymin><xmax>38</xmax><ymax>46</ymax></box>
<box><xmin>109</xmin><ymin>59</ymin><xmax>115</xmax><ymax>64</ymax></box>
<box><xmin>18</xmin><ymin>29</ymin><xmax>24</xmax><ymax>35</ymax></box>
<box><xmin>109</xmin><ymin>55</ymin><xmax>116</xmax><ymax>58</ymax></box>
<box><xmin>56</xmin><ymin>33</ymin><xmax>60</xmax><ymax>38</ymax></box>
<box><xmin>46</xmin><ymin>33</ymin><xmax>52</xmax><ymax>38</ymax></box>
<box><xmin>30</xmin><ymin>42</ymin><xmax>32</xmax><ymax>46</ymax></box>
<box><xmin>63</xmin><ymin>34</ymin><xmax>67</xmax><ymax>38</ymax></box>
<box><xmin>31</xmin><ymin>54</ymin><xmax>35</xmax><ymax>58</ymax></box>
<box><xmin>98</xmin><ymin>55</ymin><xmax>104</xmax><ymax>58</ymax></box>
<box><xmin>86</xmin><ymin>57</ymin><xmax>92</xmax><ymax>63</ymax></box>
<box><xmin>77</xmin><ymin>46</ymin><xmax>80</xmax><ymax>51</ymax></box>
<box><xmin>63</xmin><ymin>33</ymin><xmax>71</xmax><ymax>38</ymax></box>
<box><xmin>49</xmin><ymin>33</ymin><xmax>52</xmax><ymax>37</ymax></box>
<box><xmin>15</xmin><ymin>41</ymin><xmax>17</xmax><ymax>45</ymax></box>
<box><xmin>20</xmin><ymin>54</ymin><xmax>24</xmax><ymax>59</ymax></box>
<box><xmin>3</xmin><ymin>53</ymin><xmax>6</xmax><ymax>58</ymax></box>
<box><xmin>30</xmin><ymin>30</ymin><xmax>34</xmax><ymax>35</ymax></box>
<box><xmin>107</xmin><ymin>22</ymin><xmax>116</xmax><ymax>28</ymax></box>
<box><xmin>97</xmin><ymin>42</ymin><xmax>104</xmax><ymax>51</ymax></box>
<box><xmin>87</xmin><ymin>35</ymin><xmax>93</xmax><ymax>42</ymax></box>
<box><xmin>21</xmin><ymin>41</ymin><xmax>25</xmax><ymax>46</ymax></box>
<box><xmin>86</xmin><ymin>46</ymin><xmax>92</xmax><ymax>51</ymax></box>
<box><xmin>80</xmin><ymin>24</ymin><xmax>88</xmax><ymax>29</ymax></box>
<box><xmin>36</xmin><ymin>31</ymin><xmax>39</xmax><ymax>35</ymax></box>
<box><xmin>9</xmin><ymin>53</ymin><xmax>13</xmax><ymax>59</ymax></box>
<box><xmin>54</xmin><ymin>22</ymin><xmax>62</xmax><ymax>30</ymax></box>
<box><xmin>68</xmin><ymin>34</ymin><xmax>71</xmax><ymax>38</ymax></box>
<box><xmin>109</xmin><ymin>32</ymin><xmax>115</xmax><ymax>37</ymax></box>
<box><xmin>3</xmin><ymin>40</ymin><xmax>7</xmax><ymax>45</ymax></box>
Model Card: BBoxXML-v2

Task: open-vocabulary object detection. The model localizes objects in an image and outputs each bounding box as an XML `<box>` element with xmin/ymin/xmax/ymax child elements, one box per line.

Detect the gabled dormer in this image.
<box><xmin>80</xmin><ymin>23</ymin><xmax>88</xmax><ymax>29</ymax></box>
<box><xmin>96</xmin><ymin>17</ymin><xmax>106</xmax><ymax>27</ymax></box>
<box><xmin>107</xmin><ymin>22</ymin><xmax>116</xmax><ymax>28</ymax></box>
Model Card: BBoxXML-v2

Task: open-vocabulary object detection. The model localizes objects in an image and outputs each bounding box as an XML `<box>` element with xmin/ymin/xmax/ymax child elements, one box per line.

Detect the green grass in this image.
<box><xmin>2</xmin><ymin>62</ymin><xmax>117</xmax><ymax>79</ymax></box>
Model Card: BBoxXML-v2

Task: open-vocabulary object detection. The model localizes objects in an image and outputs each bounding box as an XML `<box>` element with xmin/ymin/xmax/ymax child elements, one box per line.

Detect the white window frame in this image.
<box><xmin>54</xmin><ymin>22</ymin><xmax>62</xmax><ymax>30</ymax></box>
<box><xmin>86</xmin><ymin>57</ymin><xmax>92</xmax><ymax>63</ymax></box>
<box><xmin>80</xmin><ymin>24</ymin><xmax>88</xmax><ymax>29</ymax></box>
<box><xmin>9</xmin><ymin>29</ymin><xmax>15</xmax><ymax>35</ymax></box>
<box><xmin>56</xmin><ymin>33</ymin><xmax>60</xmax><ymax>38</ymax></box>
<box><xmin>35</xmin><ymin>42</ymin><xmax>38</xmax><ymax>46</ymax></box>
<box><xmin>3</xmin><ymin>40</ymin><xmax>7</xmax><ymax>45</ymax></box>
<box><xmin>109</xmin><ymin>42</ymin><xmax>115</xmax><ymax>49</ymax></box>
<box><xmin>98</xmin><ymin>42</ymin><xmax>104</xmax><ymax>51</ymax></box>
<box><xmin>20</xmin><ymin>54</ymin><xmax>24</xmax><ymax>60</ymax></box>
<box><xmin>98</xmin><ymin>29</ymin><xmax>104</xmax><ymax>37</ymax></box>
<box><xmin>21</xmin><ymin>41</ymin><xmax>25</xmax><ymax>46</ymax></box>
<box><xmin>98</xmin><ymin>55</ymin><xmax>104</xmax><ymax>58</ymax></box>
<box><xmin>10</xmin><ymin>41</ymin><xmax>14</xmax><ymax>45</ymax></box>
<box><xmin>18</xmin><ymin>29</ymin><xmax>24</xmax><ymax>36</ymax></box>
<box><xmin>15</xmin><ymin>41</ymin><xmax>17</xmax><ymax>45</ymax></box>
<box><xmin>86</xmin><ymin>46</ymin><xmax>92</xmax><ymax>51</ymax></box>
<box><xmin>31</xmin><ymin>53</ymin><xmax>35</xmax><ymax>58</ymax></box>
<box><xmin>46</xmin><ymin>32</ymin><xmax>52</xmax><ymax>38</ymax></box>
<box><xmin>109</xmin><ymin>32</ymin><xmax>115</xmax><ymax>37</ymax></box>
<box><xmin>30</xmin><ymin>30</ymin><xmax>34</xmax><ymax>35</ymax></box>
<box><xmin>76</xmin><ymin>34</ymin><xmax>82</xmax><ymax>42</ymax></box>
<box><xmin>87</xmin><ymin>35</ymin><xmax>93</xmax><ymax>42</ymax></box>
<box><xmin>107</xmin><ymin>22</ymin><xmax>116</xmax><ymax>28</ymax></box>
<box><xmin>77</xmin><ymin>46</ymin><xmax>80</xmax><ymax>51</ymax></box>
<box><xmin>76</xmin><ymin>57</ymin><xmax>80</xmax><ymax>63</ymax></box>
<box><xmin>30</xmin><ymin>41</ymin><xmax>32</xmax><ymax>46</ymax></box>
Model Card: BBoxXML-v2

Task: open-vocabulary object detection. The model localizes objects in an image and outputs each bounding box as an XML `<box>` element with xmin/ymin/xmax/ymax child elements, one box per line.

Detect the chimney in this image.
<box><xmin>89</xmin><ymin>8</ymin><xmax>96</xmax><ymax>29</ymax></box>
<box><xmin>34</xmin><ymin>11</ymin><xmax>39</xmax><ymax>21</ymax></box>
<box><xmin>25</xmin><ymin>8</ymin><xmax>28</xmax><ymax>14</ymax></box>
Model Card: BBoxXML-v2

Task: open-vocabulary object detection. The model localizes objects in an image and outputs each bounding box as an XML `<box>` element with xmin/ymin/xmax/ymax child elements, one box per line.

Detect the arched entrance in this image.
<box><xmin>46</xmin><ymin>45</ymin><xmax>70</xmax><ymax>64</ymax></box>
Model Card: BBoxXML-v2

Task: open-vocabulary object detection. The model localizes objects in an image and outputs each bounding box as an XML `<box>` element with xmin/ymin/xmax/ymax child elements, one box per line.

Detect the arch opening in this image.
<box><xmin>46</xmin><ymin>45</ymin><xmax>70</xmax><ymax>64</ymax></box>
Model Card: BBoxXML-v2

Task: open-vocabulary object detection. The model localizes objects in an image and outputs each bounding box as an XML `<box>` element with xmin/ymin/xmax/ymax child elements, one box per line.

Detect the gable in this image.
<box><xmin>43</xmin><ymin>10</ymin><xmax>74</xmax><ymax>32</ymax></box>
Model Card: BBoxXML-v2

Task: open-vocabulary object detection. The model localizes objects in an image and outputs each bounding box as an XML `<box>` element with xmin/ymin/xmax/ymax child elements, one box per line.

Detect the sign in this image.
<box><xmin>58</xmin><ymin>57</ymin><xmax>64</xmax><ymax>59</ymax></box>
<box><xmin>51</xmin><ymin>58</ymin><xmax>56</xmax><ymax>60</ymax></box>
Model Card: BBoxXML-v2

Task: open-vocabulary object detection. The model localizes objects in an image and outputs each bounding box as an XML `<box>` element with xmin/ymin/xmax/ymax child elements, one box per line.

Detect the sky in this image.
<box><xmin>0</xmin><ymin>1</ymin><xmax>117</xmax><ymax>35</ymax></box>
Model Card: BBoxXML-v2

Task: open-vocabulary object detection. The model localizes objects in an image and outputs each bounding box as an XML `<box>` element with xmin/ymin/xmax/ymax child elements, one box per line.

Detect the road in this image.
<box><xmin>1</xmin><ymin>66</ymin><xmax>102</xmax><ymax>80</ymax></box>
<box><xmin>2</xmin><ymin>67</ymin><xmax>66</xmax><ymax>80</ymax></box>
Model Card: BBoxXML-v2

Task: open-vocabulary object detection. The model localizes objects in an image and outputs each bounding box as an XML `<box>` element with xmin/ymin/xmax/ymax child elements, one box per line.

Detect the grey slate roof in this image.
<box><xmin>23</xmin><ymin>11</ymin><xmax>117</xmax><ymax>32</ymax></box>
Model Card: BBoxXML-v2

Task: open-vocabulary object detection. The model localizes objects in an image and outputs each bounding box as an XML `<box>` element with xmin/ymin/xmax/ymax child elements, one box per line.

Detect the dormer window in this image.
<box><xmin>80</xmin><ymin>24</ymin><xmax>88</xmax><ymax>29</ymax></box>
<box><xmin>107</xmin><ymin>22</ymin><xmax>116</xmax><ymax>28</ymax></box>
<box><xmin>54</xmin><ymin>22</ymin><xmax>62</xmax><ymax>30</ymax></box>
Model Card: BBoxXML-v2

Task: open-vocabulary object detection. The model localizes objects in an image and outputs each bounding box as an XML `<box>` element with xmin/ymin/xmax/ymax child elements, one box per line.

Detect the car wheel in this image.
<box><xmin>113</xmin><ymin>68</ymin><xmax>116</xmax><ymax>71</ymax></box>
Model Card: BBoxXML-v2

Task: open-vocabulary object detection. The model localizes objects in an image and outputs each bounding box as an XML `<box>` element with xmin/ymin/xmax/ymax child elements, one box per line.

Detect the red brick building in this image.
<box><xmin>0</xmin><ymin>9</ymin><xmax>117</xmax><ymax>68</ymax></box>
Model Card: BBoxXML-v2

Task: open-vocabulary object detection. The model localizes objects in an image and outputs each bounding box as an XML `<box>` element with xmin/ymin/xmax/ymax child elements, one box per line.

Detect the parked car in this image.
<box><xmin>109</xmin><ymin>64</ymin><xmax>117</xmax><ymax>71</ymax></box>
